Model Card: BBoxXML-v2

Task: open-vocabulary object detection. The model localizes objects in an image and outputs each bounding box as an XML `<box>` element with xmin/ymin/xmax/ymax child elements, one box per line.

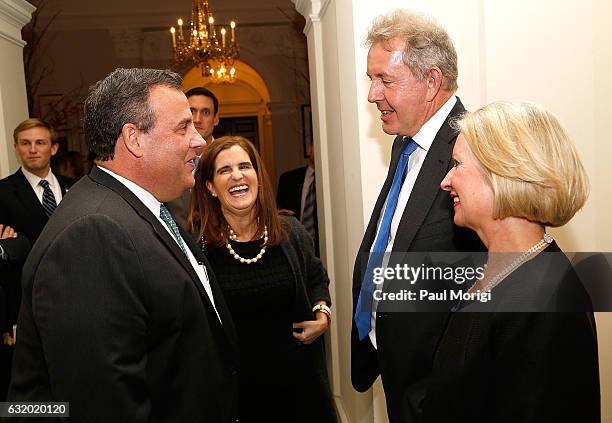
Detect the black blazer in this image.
<box><xmin>423</xmin><ymin>241</ymin><xmax>600</xmax><ymax>422</ymax></box>
<box><xmin>0</xmin><ymin>168</ymin><xmax>71</xmax><ymax>245</ymax></box>
<box><xmin>0</xmin><ymin>236</ymin><xmax>30</xmax><ymax>332</ymax></box>
<box><xmin>351</xmin><ymin>98</ymin><xmax>483</xmax><ymax>423</ymax></box>
<box><xmin>0</xmin><ymin>168</ymin><xmax>71</xmax><ymax>329</ymax></box>
<box><xmin>8</xmin><ymin>167</ymin><xmax>240</xmax><ymax>423</ymax></box>
<box><xmin>277</xmin><ymin>166</ymin><xmax>319</xmax><ymax>256</ymax></box>
<box><xmin>277</xmin><ymin>166</ymin><xmax>308</xmax><ymax>220</ymax></box>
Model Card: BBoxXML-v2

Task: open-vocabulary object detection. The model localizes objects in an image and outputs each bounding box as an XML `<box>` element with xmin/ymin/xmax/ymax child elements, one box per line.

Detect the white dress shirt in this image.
<box><xmin>369</xmin><ymin>95</ymin><xmax>457</xmax><ymax>348</ymax></box>
<box><xmin>98</xmin><ymin>166</ymin><xmax>221</xmax><ymax>322</ymax></box>
<box><xmin>21</xmin><ymin>167</ymin><xmax>63</xmax><ymax>205</ymax></box>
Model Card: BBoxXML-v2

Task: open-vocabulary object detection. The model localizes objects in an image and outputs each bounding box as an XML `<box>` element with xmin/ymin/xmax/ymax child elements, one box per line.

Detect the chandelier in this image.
<box><xmin>170</xmin><ymin>0</ymin><xmax>239</xmax><ymax>83</ymax></box>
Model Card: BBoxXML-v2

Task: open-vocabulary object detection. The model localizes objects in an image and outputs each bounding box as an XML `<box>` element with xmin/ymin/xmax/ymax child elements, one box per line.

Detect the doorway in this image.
<box><xmin>214</xmin><ymin>116</ymin><xmax>260</xmax><ymax>150</ymax></box>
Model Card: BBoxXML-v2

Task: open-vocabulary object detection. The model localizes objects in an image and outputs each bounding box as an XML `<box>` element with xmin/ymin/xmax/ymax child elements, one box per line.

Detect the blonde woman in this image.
<box><xmin>424</xmin><ymin>101</ymin><xmax>599</xmax><ymax>422</ymax></box>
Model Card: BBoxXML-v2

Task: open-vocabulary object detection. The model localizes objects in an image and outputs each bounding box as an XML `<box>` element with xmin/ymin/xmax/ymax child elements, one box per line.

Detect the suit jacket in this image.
<box><xmin>8</xmin><ymin>166</ymin><xmax>240</xmax><ymax>423</ymax></box>
<box><xmin>351</xmin><ymin>98</ymin><xmax>483</xmax><ymax>423</ymax></box>
<box><xmin>0</xmin><ymin>236</ymin><xmax>30</xmax><ymax>333</ymax></box>
<box><xmin>0</xmin><ymin>168</ymin><xmax>71</xmax><ymax>246</ymax></box>
<box><xmin>277</xmin><ymin>166</ymin><xmax>319</xmax><ymax>256</ymax></box>
<box><xmin>0</xmin><ymin>168</ymin><xmax>71</xmax><ymax>329</ymax></box>
<box><xmin>423</xmin><ymin>241</ymin><xmax>600</xmax><ymax>422</ymax></box>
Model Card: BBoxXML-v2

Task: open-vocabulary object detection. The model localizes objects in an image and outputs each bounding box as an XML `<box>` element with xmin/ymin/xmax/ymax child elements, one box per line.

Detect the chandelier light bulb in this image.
<box><xmin>170</xmin><ymin>0</ymin><xmax>239</xmax><ymax>83</ymax></box>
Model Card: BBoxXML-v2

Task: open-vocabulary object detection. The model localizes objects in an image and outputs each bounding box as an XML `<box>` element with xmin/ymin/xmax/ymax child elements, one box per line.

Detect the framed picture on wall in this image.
<box><xmin>301</xmin><ymin>104</ymin><xmax>312</xmax><ymax>158</ymax></box>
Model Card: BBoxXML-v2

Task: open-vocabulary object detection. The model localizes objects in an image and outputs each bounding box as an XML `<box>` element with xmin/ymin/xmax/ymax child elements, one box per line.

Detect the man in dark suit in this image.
<box><xmin>0</xmin><ymin>225</ymin><xmax>29</xmax><ymax>400</ymax></box>
<box><xmin>351</xmin><ymin>10</ymin><xmax>482</xmax><ymax>423</ymax></box>
<box><xmin>8</xmin><ymin>68</ymin><xmax>239</xmax><ymax>422</ymax></box>
<box><xmin>276</xmin><ymin>141</ymin><xmax>319</xmax><ymax>255</ymax></box>
<box><xmin>0</xmin><ymin>118</ymin><xmax>71</xmax><ymax>399</ymax></box>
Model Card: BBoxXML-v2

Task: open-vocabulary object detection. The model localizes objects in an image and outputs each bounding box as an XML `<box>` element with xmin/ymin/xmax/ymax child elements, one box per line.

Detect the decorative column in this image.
<box><xmin>292</xmin><ymin>1</ymin><xmax>376</xmax><ymax>422</ymax></box>
<box><xmin>0</xmin><ymin>0</ymin><xmax>34</xmax><ymax>178</ymax></box>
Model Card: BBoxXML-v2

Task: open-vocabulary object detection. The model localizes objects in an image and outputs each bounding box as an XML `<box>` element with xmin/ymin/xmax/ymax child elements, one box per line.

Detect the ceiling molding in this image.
<box><xmin>0</xmin><ymin>0</ymin><xmax>35</xmax><ymax>47</ymax></box>
<box><xmin>34</xmin><ymin>6</ymin><xmax>297</xmax><ymax>31</ymax></box>
<box><xmin>291</xmin><ymin>0</ymin><xmax>330</xmax><ymax>35</ymax></box>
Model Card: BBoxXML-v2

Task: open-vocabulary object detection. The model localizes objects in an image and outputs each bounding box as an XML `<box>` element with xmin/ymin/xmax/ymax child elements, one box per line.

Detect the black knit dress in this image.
<box><xmin>206</xmin><ymin>238</ymin><xmax>333</xmax><ymax>423</ymax></box>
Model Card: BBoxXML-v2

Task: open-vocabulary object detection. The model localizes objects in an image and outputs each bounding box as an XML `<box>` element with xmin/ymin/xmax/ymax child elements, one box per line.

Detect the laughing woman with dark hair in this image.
<box><xmin>188</xmin><ymin>136</ymin><xmax>337</xmax><ymax>423</ymax></box>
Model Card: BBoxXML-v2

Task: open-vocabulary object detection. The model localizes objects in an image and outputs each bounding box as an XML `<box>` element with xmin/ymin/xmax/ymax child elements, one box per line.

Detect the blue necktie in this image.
<box><xmin>160</xmin><ymin>204</ymin><xmax>188</xmax><ymax>257</ymax></box>
<box><xmin>355</xmin><ymin>137</ymin><xmax>418</xmax><ymax>340</ymax></box>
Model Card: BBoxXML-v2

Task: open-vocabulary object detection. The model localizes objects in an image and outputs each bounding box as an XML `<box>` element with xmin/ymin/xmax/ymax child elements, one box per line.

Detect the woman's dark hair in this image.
<box><xmin>188</xmin><ymin>136</ymin><xmax>287</xmax><ymax>247</ymax></box>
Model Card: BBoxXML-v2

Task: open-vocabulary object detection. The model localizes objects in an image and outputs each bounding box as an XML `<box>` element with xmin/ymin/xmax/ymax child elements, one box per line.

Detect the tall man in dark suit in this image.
<box><xmin>276</xmin><ymin>141</ymin><xmax>319</xmax><ymax>255</ymax></box>
<box><xmin>8</xmin><ymin>68</ymin><xmax>240</xmax><ymax>422</ymax></box>
<box><xmin>351</xmin><ymin>10</ymin><xmax>482</xmax><ymax>423</ymax></box>
<box><xmin>0</xmin><ymin>118</ymin><xmax>71</xmax><ymax>399</ymax></box>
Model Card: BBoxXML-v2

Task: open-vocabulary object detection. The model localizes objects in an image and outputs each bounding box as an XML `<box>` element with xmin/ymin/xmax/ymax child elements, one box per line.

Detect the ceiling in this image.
<box><xmin>27</xmin><ymin>0</ymin><xmax>301</xmax><ymax>31</ymax></box>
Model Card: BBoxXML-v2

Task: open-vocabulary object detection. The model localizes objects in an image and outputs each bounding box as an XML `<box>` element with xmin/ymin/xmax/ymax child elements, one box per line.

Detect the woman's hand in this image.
<box><xmin>292</xmin><ymin>312</ymin><xmax>329</xmax><ymax>345</ymax></box>
<box><xmin>2</xmin><ymin>332</ymin><xmax>15</xmax><ymax>346</ymax></box>
<box><xmin>0</xmin><ymin>224</ymin><xmax>17</xmax><ymax>239</ymax></box>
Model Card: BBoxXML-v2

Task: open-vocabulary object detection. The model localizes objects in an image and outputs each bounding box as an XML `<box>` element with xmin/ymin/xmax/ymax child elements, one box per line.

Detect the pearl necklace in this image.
<box><xmin>226</xmin><ymin>225</ymin><xmax>268</xmax><ymax>264</ymax></box>
<box><xmin>476</xmin><ymin>233</ymin><xmax>553</xmax><ymax>292</ymax></box>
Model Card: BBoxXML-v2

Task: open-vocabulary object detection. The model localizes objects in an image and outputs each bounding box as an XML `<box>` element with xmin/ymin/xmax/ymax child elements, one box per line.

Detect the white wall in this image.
<box><xmin>295</xmin><ymin>0</ymin><xmax>612</xmax><ymax>421</ymax></box>
<box><xmin>0</xmin><ymin>0</ymin><xmax>34</xmax><ymax>178</ymax></box>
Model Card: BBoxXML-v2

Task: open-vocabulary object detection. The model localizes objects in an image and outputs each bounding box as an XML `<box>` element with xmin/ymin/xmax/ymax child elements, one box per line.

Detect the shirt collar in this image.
<box><xmin>97</xmin><ymin>166</ymin><xmax>162</xmax><ymax>218</ymax></box>
<box><xmin>407</xmin><ymin>95</ymin><xmax>457</xmax><ymax>151</ymax></box>
<box><xmin>21</xmin><ymin>167</ymin><xmax>54</xmax><ymax>187</ymax></box>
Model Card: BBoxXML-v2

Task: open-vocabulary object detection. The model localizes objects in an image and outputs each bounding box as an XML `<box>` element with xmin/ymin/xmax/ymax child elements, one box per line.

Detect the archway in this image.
<box><xmin>183</xmin><ymin>60</ymin><xmax>276</xmax><ymax>185</ymax></box>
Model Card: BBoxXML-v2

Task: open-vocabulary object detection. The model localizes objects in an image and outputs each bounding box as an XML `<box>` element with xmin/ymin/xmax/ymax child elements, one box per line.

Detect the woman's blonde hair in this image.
<box><xmin>456</xmin><ymin>101</ymin><xmax>589</xmax><ymax>227</ymax></box>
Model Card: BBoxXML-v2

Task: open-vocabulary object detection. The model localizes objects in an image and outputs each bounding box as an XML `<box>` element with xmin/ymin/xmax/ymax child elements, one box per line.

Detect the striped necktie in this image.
<box><xmin>302</xmin><ymin>175</ymin><xmax>316</xmax><ymax>240</ymax></box>
<box><xmin>160</xmin><ymin>203</ymin><xmax>188</xmax><ymax>257</ymax></box>
<box><xmin>39</xmin><ymin>179</ymin><xmax>57</xmax><ymax>217</ymax></box>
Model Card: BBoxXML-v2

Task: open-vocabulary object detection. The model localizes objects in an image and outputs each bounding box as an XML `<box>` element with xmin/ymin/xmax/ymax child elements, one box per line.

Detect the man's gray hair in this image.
<box><xmin>84</xmin><ymin>68</ymin><xmax>183</xmax><ymax>161</ymax></box>
<box><xmin>366</xmin><ymin>9</ymin><xmax>458</xmax><ymax>91</ymax></box>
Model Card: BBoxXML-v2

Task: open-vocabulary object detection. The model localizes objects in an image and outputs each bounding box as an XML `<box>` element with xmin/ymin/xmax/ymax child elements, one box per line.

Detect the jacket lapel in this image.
<box><xmin>392</xmin><ymin>99</ymin><xmax>465</xmax><ymax>252</ymax></box>
<box><xmin>13</xmin><ymin>169</ymin><xmax>48</xmax><ymax>224</ymax></box>
<box><xmin>181</xmin><ymin>231</ymin><xmax>238</xmax><ymax>345</ymax></box>
<box><xmin>358</xmin><ymin>135</ymin><xmax>405</xmax><ymax>255</ymax></box>
<box><xmin>89</xmin><ymin>167</ymin><xmax>226</xmax><ymax>324</ymax></box>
